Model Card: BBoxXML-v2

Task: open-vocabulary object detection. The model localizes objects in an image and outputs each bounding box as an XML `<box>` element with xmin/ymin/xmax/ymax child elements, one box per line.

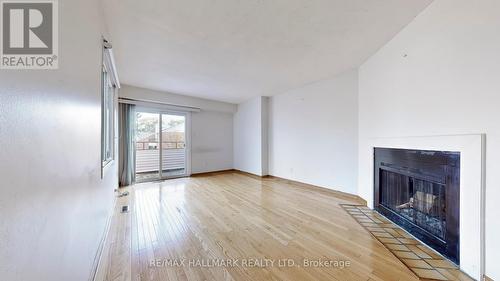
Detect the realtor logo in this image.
<box><xmin>1</xmin><ymin>0</ymin><xmax>58</xmax><ymax>69</ymax></box>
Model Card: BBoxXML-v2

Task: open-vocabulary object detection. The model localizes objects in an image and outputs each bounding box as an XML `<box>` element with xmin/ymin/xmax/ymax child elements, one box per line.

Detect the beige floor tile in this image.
<box><xmin>425</xmin><ymin>259</ymin><xmax>458</xmax><ymax>269</ymax></box>
<box><xmin>366</xmin><ymin>227</ymin><xmax>385</xmax><ymax>232</ymax></box>
<box><xmin>412</xmin><ymin>268</ymin><xmax>448</xmax><ymax>280</ymax></box>
<box><xmin>379</xmin><ymin>223</ymin><xmax>399</xmax><ymax>228</ymax></box>
<box><xmin>353</xmin><ymin>214</ymin><xmax>368</xmax><ymax>219</ymax></box>
<box><xmin>395</xmin><ymin>229</ymin><xmax>413</xmax><ymax>238</ymax></box>
<box><xmin>415</xmin><ymin>244</ymin><xmax>443</xmax><ymax>258</ymax></box>
<box><xmin>373</xmin><ymin>215</ymin><xmax>391</xmax><ymax>223</ymax></box>
<box><xmin>385</xmin><ymin>243</ymin><xmax>410</xmax><ymax>251</ymax></box>
<box><xmin>397</xmin><ymin>238</ymin><xmax>419</xmax><ymax>245</ymax></box>
<box><xmin>435</xmin><ymin>268</ymin><xmax>474</xmax><ymax>281</ymax></box>
<box><xmin>407</xmin><ymin>247</ymin><xmax>432</xmax><ymax>259</ymax></box>
<box><xmin>393</xmin><ymin>250</ymin><xmax>420</xmax><ymax>260</ymax></box>
<box><xmin>401</xmin><ymin>259</ymin><xmax>433</xmax><ymax>269</ymax></box>
<box><xmin>372</xmin><ymin>231</ymin><xmax>393</xmax><ymax>238</ymax></box>
<box><xmin>357</xmin><ymin>218</ymin><xmax>375</xmax><ymax>223</ymax></box>
<box><xmin>378</xmin><ymin>237</ymin><xmax>401</xmax><ymax>244</ymax></box>
<box><xmin>360</xmin><ymin>222</ymin><xmax>380</xmax><ymax>227</ymax></box>
<box><xmin>435</xmin><ymin>268</ymin><xmax>458</xmax><ymax>280</ymax></box>
<box><xmin>384</xmin><ymin>228</ymin><xmax>404</xmax><ymax>238</ymax></box>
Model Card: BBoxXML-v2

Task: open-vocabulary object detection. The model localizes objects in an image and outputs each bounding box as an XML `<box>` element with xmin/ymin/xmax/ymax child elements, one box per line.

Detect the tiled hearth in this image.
<box><xmin>341</xmin><ymin>204</ymin><xmax>473</xmax><ymax>281</ymax></box>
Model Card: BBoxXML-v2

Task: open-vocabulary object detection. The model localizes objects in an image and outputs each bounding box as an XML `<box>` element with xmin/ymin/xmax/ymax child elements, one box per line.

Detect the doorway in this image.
<box><xmin>135</xmin><ymin>109</ymin><xmax>190</xmax><ymax>182</ymax></box>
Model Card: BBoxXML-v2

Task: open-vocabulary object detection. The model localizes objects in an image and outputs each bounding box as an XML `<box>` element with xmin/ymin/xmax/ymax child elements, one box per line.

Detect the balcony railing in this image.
<box><xmin>135</xmin><ymin>148</ymin><xmax>185</xmax><ymax>173</ymax></box>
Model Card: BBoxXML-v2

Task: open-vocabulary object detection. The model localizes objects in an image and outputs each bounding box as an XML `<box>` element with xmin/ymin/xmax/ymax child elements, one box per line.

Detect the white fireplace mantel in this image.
<box><xmin>359</xmin><ymin>134</ymin><xmax>485</xmax><ymax>280</ymax></box>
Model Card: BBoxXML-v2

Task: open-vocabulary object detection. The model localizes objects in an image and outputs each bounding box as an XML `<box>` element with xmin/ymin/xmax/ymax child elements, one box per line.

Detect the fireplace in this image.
<box><xmin>374</xmin><ymin>148</ymin><xmax>460</xmax><ymax>264</ymax></box>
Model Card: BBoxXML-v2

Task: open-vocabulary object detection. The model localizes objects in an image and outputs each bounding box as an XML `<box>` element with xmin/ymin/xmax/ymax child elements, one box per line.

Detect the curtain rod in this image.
<box><xmin>118</xmin><ymin>97</ymin><xmax>201</xmax><ymax>112</ymax></box>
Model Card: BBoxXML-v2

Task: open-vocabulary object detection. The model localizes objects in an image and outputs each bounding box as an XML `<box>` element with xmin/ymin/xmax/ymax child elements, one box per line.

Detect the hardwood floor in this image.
<box><xmin>102</xmin><ymin>171</ymin><xmax>423</xmax><ymax>281</ymax></box>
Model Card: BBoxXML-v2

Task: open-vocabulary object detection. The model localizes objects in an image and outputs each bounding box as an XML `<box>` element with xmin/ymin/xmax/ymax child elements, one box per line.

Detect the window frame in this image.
<box><xmin>101</xmin><ymin>62</ymin><xmax>115</xmax><ymax>169</ymax></box>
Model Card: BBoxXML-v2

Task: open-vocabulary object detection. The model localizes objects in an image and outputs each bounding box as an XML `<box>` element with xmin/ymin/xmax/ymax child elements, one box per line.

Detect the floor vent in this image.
<box><xmin>121</xmin><ymin>205</ymin><xmax>129</xmax><ymax>213</ymax></box>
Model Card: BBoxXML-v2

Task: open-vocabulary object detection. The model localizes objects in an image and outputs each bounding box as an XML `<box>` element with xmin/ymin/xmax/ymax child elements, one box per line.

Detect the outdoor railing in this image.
<box><xmin>135</xmin><ymin>148</ymin><xmax>185</xmax><ymax>173</ymax></box>
<box><xmin>136</xmin><ymin>141</ymin><xmax>185</xmax><ymax>150</ymax></box>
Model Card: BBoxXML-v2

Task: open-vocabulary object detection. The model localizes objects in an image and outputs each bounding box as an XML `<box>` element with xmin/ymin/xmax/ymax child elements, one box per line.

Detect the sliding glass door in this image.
<box><xmin>135</xmin><ymin>112</ymin><xmax>160</xmax><ymax>182</ymax></box>
<box><xmin>160</xmin><ymin>113</ymin><xmax>187</xmax><ymax>177</ymax></box>
<box><xmin>135</xmin><ymin>109</ymin><xmax>189</xmax><ymax>182</ymax></box>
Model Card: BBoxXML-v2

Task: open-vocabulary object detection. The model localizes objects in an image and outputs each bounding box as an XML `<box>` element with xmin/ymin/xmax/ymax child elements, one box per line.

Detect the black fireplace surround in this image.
<box><xmin>374</xmin><ymin>148</ymin><xmax>460</xmax><ymax>264</ymax></box>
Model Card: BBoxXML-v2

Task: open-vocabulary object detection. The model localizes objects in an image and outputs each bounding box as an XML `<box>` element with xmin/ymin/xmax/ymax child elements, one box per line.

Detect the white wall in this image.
<box><xmin>191</xmin><ymin>111</ymin><xmax>234</xmax><ymax>173</ymax></box>
<box><xmin>233</xmin><ymin>96</ymin><xmax>269</xmax><ymax>176</ymax></box>
<box><xmin>358</xmin><ymin>0</ymin><xmax>500</xmax><ymax>279</ymax></box>
<box><xmin>119</xmin><ymin>85</ymin><xmax>236</xmax><ymax>174</ymax></box>
<box><xmin>268</xmin><ymin>70</ymin><xmax>359</xmax><ymax>194</ymax></box>
<box><xmin>119</xmin><ymin>84</ymin><xmax>236</xmax><ymax>113</ymax></box>
<box><xmin>261</xmin><ymin>97</ymin><xmax>269</xmax><ymax>176</ymax></box>
<box><xmin>0</xmin><ymin>1</ymin><xmax>117</xmax><ymax>281</ymax></box>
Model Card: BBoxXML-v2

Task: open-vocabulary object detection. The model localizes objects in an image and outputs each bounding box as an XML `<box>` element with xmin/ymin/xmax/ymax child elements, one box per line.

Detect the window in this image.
<box><xmin>101</xmin><ymin>38</ymin><xmax>120</xmax><ymax>173</ymax></box>
<box><xmin>101</xmin><ymin>64</ymin><xmax>115</xmax><ymax>167</ymax></box>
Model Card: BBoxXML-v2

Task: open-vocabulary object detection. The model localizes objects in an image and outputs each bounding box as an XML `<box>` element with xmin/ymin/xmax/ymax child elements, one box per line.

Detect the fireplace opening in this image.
<box><xmin>380</xmin><ymin>170</ymin><xmax>447</xmax><ymax>240</ymax></box>
<box><xmin>374</xmin><ymin>148</ymin><xmax>460</xmax><ymax>264</ymax></box>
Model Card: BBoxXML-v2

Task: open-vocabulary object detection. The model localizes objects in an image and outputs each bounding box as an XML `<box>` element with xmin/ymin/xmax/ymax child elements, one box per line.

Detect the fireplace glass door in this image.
<box><xmin>374</xmin><ymin>148</ymin><xmax>460</xmax><ymax>264</ymax></box>
<box><xmin>379</xmin><ymin>170</ymin><xmax>447</xmax><ymax>240</ymax></box>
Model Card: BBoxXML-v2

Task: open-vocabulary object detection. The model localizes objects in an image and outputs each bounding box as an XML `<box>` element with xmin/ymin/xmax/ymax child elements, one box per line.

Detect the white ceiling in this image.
<box><xmin>103</xmin><ymin>0</ymin><xmax>432</xmax><ymax>104</ymax></box>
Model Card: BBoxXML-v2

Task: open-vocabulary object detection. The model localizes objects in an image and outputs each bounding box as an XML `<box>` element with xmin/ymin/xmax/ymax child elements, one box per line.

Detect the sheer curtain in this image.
<box><xmin>118</xmin><ymin>103</ymin><xmax>136</xmax><ymax>186</ymax></box>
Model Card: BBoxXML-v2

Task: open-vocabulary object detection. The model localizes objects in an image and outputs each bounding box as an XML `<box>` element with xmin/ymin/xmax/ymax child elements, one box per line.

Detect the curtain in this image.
<box><xmin>118</xmin><ymin>103</ymin><xmax>136</xmax><ymax>186</ymax></box>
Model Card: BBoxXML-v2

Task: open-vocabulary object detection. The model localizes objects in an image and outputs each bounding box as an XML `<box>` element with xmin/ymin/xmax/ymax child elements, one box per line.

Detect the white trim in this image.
<box><xmin>101</xmin><ymin>159</ymin><xmax>115</xmax><ymax>177</ymax></box>
<box><xmin>185</xmin><ymin>111</ymin><xmax>192</xmax><ymax>176</ymax></box>
<box><xmin>159</xmin><ymin>113</ymin><xmax>163</xmax><ymax>178</ymax></box>
<box><xmin>367</xmin><ymin>134</ymin><xmax>484</xmax><ymax>280</ymax></box>
<box><xmin>100</xmin><ymin>47</ymin><xmax>117</xmax><ymax>178</ymax></box>
<box><xmin>89</xmin><ymin>189</ymin><xmax>117</xmax><ymax>281</ymax></box>
<box><xmin>103</xmin><ymin>42</ymin><xmax>120</xmax><ymax>88</ymax></box>
<box><xmin>119</xmin><ymin>97</ymin><xmax>201</xmax><ymax>112</ymax></box>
